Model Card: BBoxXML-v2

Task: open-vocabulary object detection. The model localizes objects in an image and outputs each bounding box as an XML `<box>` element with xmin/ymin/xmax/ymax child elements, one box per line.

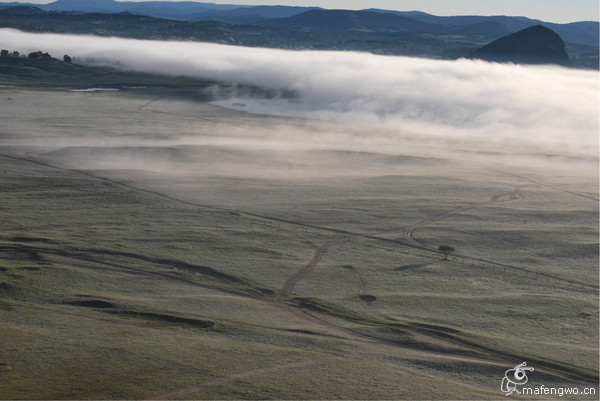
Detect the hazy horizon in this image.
<box><xmin>5</xmin><ymin>0</ymin><xmax>599</xmax><ymax>23</ymax></box>
<box><xmin>1</xmin><ymin>28</ymin><xmax>598</xmax><ymax>165</ymax></box>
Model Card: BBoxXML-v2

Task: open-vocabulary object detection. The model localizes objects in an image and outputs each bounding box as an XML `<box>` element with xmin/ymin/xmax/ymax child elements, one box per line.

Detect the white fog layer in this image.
<box><xmin>1</xmin><ymin>28</ymin><xmax>598</xmax><ymax>159</ymax></box>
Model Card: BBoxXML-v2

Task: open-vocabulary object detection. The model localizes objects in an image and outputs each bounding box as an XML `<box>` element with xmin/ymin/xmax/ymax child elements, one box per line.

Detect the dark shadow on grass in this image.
<box><xmin>67</xmin><ymin>299</ymin><xmax>215</xmax><ymax>328</ymax></box>
<box><xmin>359</xmin><ymin>295</ymin><xmax>377</xmax><ymax>303</ymax></box>
<box><xmin>85</xmin><ymin>249</ymin><xmax>243</xmax><ymax>283</ymax></box>
<box><xmin>394</xmin><ymin>262</ymin><xmax>432</xmax><ymax>271</ymax></box>
<box><xmin>106</xmin><ymin>310</ymin><xmax>214</xmax><ymax>328</ymax></box>
<box><xmin>66</xmin><ymin>299</ymin><xmax>117</xmax><ymax>309</ymax></box>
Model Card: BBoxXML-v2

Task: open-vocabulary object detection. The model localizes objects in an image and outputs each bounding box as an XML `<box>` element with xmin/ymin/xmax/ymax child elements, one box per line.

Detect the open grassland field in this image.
<box><xmin>0</xmin><ymin>78</ymin><xmax>598</xmax><ymax>400</ymax></box>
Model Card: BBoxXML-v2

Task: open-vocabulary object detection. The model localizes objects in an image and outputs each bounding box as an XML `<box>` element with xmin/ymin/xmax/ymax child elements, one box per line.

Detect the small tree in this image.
<box><xmin>1</xmin><ymin>49</ymin><xmax>8</xmax><ymax>57</ymax></box>
<box><xmin>438</xmin><ymin>245</ymin><xmax>455</xmax><ymax>261</ymax></box>
<box><xmin>27</xmin><ymin>51</ymin><xmax>51</xmax><ymax>59</ymax></box>
<box><xmin>63</xmin><ymin>54</ymin><xmax>72</xmax><ymax>64</ymax></box>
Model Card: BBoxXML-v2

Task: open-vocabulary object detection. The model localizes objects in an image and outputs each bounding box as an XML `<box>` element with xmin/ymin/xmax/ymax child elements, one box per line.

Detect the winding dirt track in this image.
<box><xmin>2</xmin><ymin>152</ymin><xmax>597</xmax><ymax>399</ymax></box>
<box><xmin>264</xmin><ymin>179</ymin><xmax>597</xmax><ymax>396</ymax></box>
<box><xmin>274</xmin><ymin>238</ymin><xmax>351</xmax><ymax>302</ymax></box>
<box><xmin>275</xmin><ymin>187</ymin><xmax>525</xmax><ymax>303</ymax></box>
<box><xmin>403</xmin><ymin>186</ymin><xmax>525</xmax><ymax>249</ymax></box>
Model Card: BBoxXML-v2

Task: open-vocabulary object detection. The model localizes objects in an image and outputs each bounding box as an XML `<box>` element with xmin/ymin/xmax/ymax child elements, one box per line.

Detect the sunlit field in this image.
<box><xmin>0</xmin><ymin>31</ymin><xmax>598</xmax><ymax>400</ymax></box>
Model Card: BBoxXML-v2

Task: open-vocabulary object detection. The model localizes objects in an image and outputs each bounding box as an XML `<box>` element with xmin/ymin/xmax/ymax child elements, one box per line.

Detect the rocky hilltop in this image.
<box><xmin>470</xmin><ymin>25</ymin><xmax>570</xmax><ymax>66</ymax></box>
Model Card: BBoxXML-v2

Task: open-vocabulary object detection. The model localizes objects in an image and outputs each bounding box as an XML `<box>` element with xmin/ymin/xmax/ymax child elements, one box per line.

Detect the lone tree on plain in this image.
<box><xmin>438</xmin><ymin>245</ymin><xmax>455</xmax><ymax>261</ymax></box>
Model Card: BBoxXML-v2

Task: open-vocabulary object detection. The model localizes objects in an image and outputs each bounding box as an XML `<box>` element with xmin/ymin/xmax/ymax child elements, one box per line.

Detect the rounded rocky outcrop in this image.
<box><xmin>469</xmin><ymin>25</ymin><xmax>571</xmax><ymax>66</ymax></box>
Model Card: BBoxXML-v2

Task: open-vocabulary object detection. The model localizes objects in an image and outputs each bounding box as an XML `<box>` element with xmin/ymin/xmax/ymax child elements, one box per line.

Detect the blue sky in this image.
<box><xmin>18</xmin><ymin>0</ymin><xmax>600</xmax><ymax>23</ymax></box>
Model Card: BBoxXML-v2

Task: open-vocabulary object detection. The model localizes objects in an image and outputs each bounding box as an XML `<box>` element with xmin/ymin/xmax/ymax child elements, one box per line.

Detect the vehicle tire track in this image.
<box><xmin>400</xmin><ymin>185</ymin><xmax>598</xmax><ymax>290</ymax></box>
<box><xmin>269</xmin><ymin>182</ymin><xmax>598</xmax><ymax>386</ymax></box>
<box><xmin>403</xmin><ymin>186</ymin><xmax>525</xmax><ymax>250</ymax></box>
<box><xmin>3</xmin><ymin>152</ymin><xmax>596</xmax><ymax>389</ymax></box>
<box><xmin>275</xmin><ymin>186</ymin><xmax>528</xmax><ymax>303</ymax></box>
<box><xmin>274</xmin><ymin>237</ymin><xmax>352</xmax><ymax>302</ymax></box>
<box><xmin>500</xmin><ymin>169</ymin><xmax>599</xmax><ymax>202</ymax></box>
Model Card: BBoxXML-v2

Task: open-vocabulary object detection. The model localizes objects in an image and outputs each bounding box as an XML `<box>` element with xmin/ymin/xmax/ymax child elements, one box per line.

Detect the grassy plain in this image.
<box><xmin>0</xmin><ymin>76</ymin><xmax>598</xmax><ymax>400</ymax></box>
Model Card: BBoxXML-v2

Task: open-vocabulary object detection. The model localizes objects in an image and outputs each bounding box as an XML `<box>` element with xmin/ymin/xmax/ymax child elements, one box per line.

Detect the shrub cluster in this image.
<box><xmin>1</xmin><ymin>49</ymin><xmax>72</xmax><ymax>63</ymax></box>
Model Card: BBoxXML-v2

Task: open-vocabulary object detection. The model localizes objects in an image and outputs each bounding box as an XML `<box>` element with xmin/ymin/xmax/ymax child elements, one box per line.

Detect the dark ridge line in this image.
<box><xmin>81</xmin><ymin>248</ymin><xmax>242</xmax><ymax>283</ymax></box>
<box><xmin>0</xmin><ymin>242</ymin><xmax>241</xmax><ymax>283</ymax></box>
<box><xmin>289</xmin><ymin>301</ymin><xmax>599</xmax><ymax>385</ymax></box>
<box><xmin>0</xmin><ymin>242</ymin><xmax>265</xmax><ymax>300</ymax></box>
<box><xmin>406</xmin><ymin>323</ymin><xmax>599</xmax><ymax>384</ymax></box>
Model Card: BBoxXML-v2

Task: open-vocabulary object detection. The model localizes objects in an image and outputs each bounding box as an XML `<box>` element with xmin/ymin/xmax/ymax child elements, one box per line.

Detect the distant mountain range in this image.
<box><xmin>0</xmin><ymin>0</ymin><xmax>598</xmax><ymax>69</ymax></box>
<box><xmin>0</xmin><ymin>0</ymin><xmax>258</xmax><ymax>20</ymax></box>
<box><xmin>256</xmin><ymin>9</ymin><xmax>448</xmax><ymax>33</ymax></box>
<box><xmin>0</xmin><ymin>0</ymin><xmax>597</xmax><ymax>45</ymax></box>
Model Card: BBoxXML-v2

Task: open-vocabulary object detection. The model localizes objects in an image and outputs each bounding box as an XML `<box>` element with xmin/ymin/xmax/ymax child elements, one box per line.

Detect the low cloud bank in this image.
<box><xmin>1</xmin><ymin>28</ymin><xmax>598</xmax><ymax>158</ymax></box>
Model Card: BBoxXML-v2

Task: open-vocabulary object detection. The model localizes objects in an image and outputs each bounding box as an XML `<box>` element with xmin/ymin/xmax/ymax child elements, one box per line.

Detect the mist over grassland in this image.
<box><xmin>0</xmin><ymin>27</ymin><xmax>598</xmax><ymax>400</ymax></box>
<box><xmin>1</xmin><ymin>28</ymin><xmax>598</xmax><ymax>165</ymax></box>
